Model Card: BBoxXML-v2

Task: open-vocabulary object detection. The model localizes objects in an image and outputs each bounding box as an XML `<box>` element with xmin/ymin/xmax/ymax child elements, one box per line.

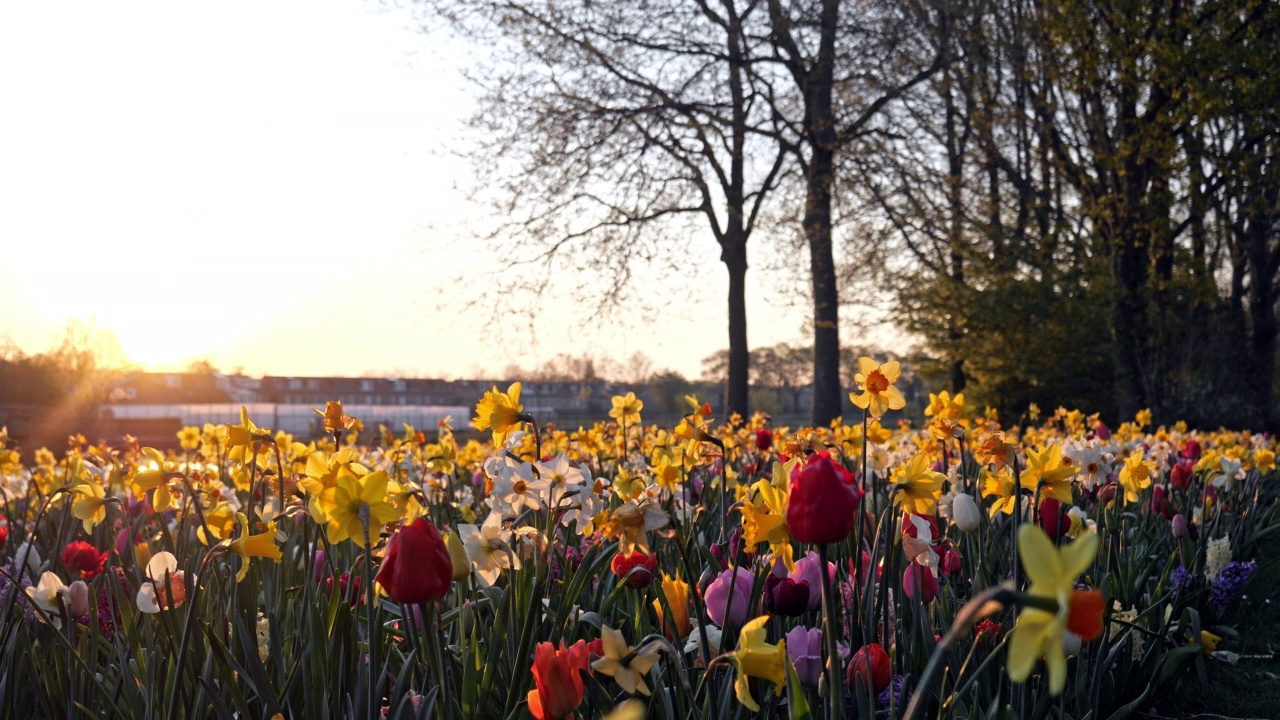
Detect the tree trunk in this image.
<box><xmin>807</xmin><ymin>0</ymin><xmax>843</xmax><ymax>427</ymax></box>
<box><xmin>724</xmin><ymin>235</ymin><xmax>751</xmax><ymax>418</ymax></box>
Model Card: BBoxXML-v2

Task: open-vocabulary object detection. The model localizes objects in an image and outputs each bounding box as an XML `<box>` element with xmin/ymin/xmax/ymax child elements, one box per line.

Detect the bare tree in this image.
<box><xmin>432</xmin><ymin>0</ymin><xmax>791</xmax><ymax>418</ymax></box>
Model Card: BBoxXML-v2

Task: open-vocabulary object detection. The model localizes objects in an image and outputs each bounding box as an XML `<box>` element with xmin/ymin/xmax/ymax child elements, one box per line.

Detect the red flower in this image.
<box><xmin>610</xmin><ymin>549</ymin><xmax>658</xmax><ymax>589</ymax></box>
<box><xmin>1038</xmin><ymin>498</ymin><xmax>1072</xmax><ymax>542</ymax></box>
<box><xmin>1180</xmin><ymin>439</ymin><xmax>1201</xmax><ymax>461</ymax></box>
<box><xmin>62</xmin><ymin>541</ymin><xmax>106</xmax><ymax>580</ymax></box>
<box><xmin>1151</xmin><ymin>485</ymin><xmax>1175</xmax><ymax>519</ymax></box>
<box><xmin>1171</xmin><ymin>461</ymin><xmax>1193</xmax><ymax>489</ymax></box>
<box><xmin>786</xmin><ymin>453</ymin><xmax>862</xmax><ymax>545</ymax></box>
<box><xmin>847</xmin><ymin>643</ymin><xmax>891</xmax><ymax>695</ymax></box>
<box><xmin>0</xmin><ymin>519</ymin><xmax>7</xmax><ymax>548</ymax></box>
<box><xmin>527</xmin><ymin>640</ymin><xmax>589</xmax><ymax>720</ymax></box>
<box><xmin>1066</xmin><ymin>589</ymin><xmax>1105</xmax><ymax>642</ymax></box>
<box><xmin>754</xmin><ymin>428</ymin><xmax>773</xmax><ymax>452</ymax></box>
<box><xmin>376</xmin><ymin>518</ymin><xmax>453</xmax><ymax>604</ymax></box>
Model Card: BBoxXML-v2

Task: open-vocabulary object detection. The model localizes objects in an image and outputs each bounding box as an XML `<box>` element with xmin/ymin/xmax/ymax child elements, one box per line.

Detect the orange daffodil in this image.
<box><xmin>1008</xmin><ymin>525</ymin><xmax>1104</xmax><ymax>695</ymax></box>
<box><xmin>850</xmin><ymin>357</ymin><xmax>906</xmax><ymax>418</ymax></box>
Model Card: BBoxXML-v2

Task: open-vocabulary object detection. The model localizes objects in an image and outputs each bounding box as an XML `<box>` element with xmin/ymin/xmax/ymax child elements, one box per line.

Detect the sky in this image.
<box><xmin>0</xmin><ymin>0</ymin><xmax>863</xmax><ymax>381</ymax></box>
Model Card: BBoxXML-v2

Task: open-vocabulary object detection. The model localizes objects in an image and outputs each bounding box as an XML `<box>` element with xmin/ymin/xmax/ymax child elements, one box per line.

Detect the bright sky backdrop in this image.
<box><xmin>0</xmin><ymin>0</ymin><xmax>831</xmax><ymax>381</ymax></box>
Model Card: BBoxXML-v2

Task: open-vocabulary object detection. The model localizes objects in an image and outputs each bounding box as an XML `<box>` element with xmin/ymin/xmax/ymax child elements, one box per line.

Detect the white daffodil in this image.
<box><xmin>459</xmin><ymin>512</ymin><xmax>519</xmax><ymax>586</ymax></box>
<box><xmin>137</xmin><ymin>551</ymin><xmax>187</xmax><ymax>613</ymax></box>
<box><xmin>489</xmin><ymin>458</ymin><xmax>547</xmax><ymax>515</ymax></box>
<box><xmin>535</xmin><ymin>453</ymin><xmax>586</xmax><ymax>510</ymax></box>
<box><xmin>25</xmin><ymin>571</ymin><xmax>69</xmax><ymax>629</ymax></box>
<box><xmin>1064</xmin><ymin>441</ymin><xmax>1112</xmax><ymax>490</ymax></box>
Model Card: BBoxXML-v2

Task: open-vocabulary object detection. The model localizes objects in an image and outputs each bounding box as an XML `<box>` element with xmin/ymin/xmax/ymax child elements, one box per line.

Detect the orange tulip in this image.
<box><xmin>527</xmin><ymin>640</ymin><xmax>588</xmax><ymax>720</ymax></box>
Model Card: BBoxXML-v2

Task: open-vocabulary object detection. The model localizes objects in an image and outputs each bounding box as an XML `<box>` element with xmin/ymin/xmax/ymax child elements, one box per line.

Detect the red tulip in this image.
<box><xmin>847</xmin><ymin>642</ymin><xmax>891</xmax><ymax>695</ymax></box>
<box><xmin>1180</xmin><ymin>439</ymin><xmax>1201</xmax><ymax>461</ymax></box>
<box><xmin>939</xmin><ymin>546</ymin><xmax>962</xmax><ymax>575</ymax></box>
<box><xmin>527</xmin><ymin>640</ymin><xmax>589</xmax><ymax>720</ymax></box>
<box><xmin>376</xmin><ymin>518</ymin><xmax>453</xmax><ymax>604</ymax></box>
<box><xmin>1171</xmin><ymin>461</ymin><xmax>1193</xmax><ymax>489</ymax></box>
<box><xmin>611</xmin><ymin>549</ymin><xmax>658</xmax><ymax>589</ymax></box>
<box><xmin>62</xmin><ymin>540</ymin><xmax>107</xmax><ymax>580</ymax></box>
<box><xmin>787</xmin><ymin>453</ymin><xmax>863</xmax><ymax>545</ymax></box>
<box><xmin>1151</xmin><ymin>485</ymin><xmax>1175</xmax><ymax>519</ymax></box>
<box><xmin>1038</xmin><ymin>498</ymin><xmax>1072</xmax><ymax>542</ymax></box>
<box><xmin>755</xmin><ymin>428</ymin><xmax>773</xmax><ymax>452</ymax></box>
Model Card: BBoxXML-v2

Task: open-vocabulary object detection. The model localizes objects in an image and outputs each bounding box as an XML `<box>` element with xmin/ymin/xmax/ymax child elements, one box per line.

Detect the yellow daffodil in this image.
<box><xmin>609</xmin><ymin>392</ymin><xmax>644</xmax><ymax>426</ymax></box>
<box><xmin>473</xmin><ymin>382</ymin><xmax>526</xmax><ymax>445</ymax></box>
<box><xmin>652</xmin><ymin>572</ymin><xmax>691</xmax><ymax>637</ymax></box>
<box><xmin>731</xmin><ymin>615</ymin><xmax>787</xmax><ymax>712</ymax></box>
<box><xmin>1253</xmin><ymin>448</ymin><xmax>1275</xmax><ymax>474</ymax></box>
<box><xmin>890</xmin><ymin>451</ymin><xmax>947</xmax><ymax>515</ymax></box>
<box><xmin>71</xmin><ymin>480</ymin><xmax>109</xmax><ymax>533</ymax></box>
<box><xmin>1023</xmin><ymin>444</ymin><xmax>1077</xmax><ymax>505</ymax></box>
<box><xmin>176</xmin><ymin>426</ymin><xmax>202</xmax><ymax>451</ymax></box>
<box><xmin>1199</xmin><ymin>630</ymin><xmax>1221</xmax><ymax>654</ymax></box>
<box><xmin>741</xmin><ymin>474</ymin><xmax>793</xmax><ymax>571</ymax></box>
<box><xmin>132</xmin><ymin>447</ymin><xmax>174</xmax><ymax>512</ymax></box>
<box><xmin>299</xmin><ymin>449</ymin><xmax>367</xmax><ymax>525</ymax></box>
<box><xmin>227</xmin><ymin>406</ymin><xmax>272</xmax><ymax>463</ymax></box>
<box><xmin>324</xmin><ymin>471</ymin><xmax>401</xmax><ymax>548</ymax></box>
<box><xmin>1008</xmin><ymin>525</ymin><xmax>1102</xmax><ymax>695</ymax></box>
<box><xmin>591</xmin><ymin>626</ymin><xmax>660</xmax><ymax>696</ymax></box>
<box><xmin>1117</xmin><ymin>451</ymin><xmax>1156</xmax><ymax>503</ymax></box>
<box><xmin>982</xmin><ymin>467</ymin><xmax>1029</xmax><ymax>517</ymax></box>
<box><xmin>849</xmin><ymin>357</ymin><xmax>906</xmax><ymax>418</ymax></box>
<box><xmin>197</xmin><ymin>502</ymin><xmax>238</xmax><ymax>546</ymax></box>
<box><xmin>229</xmin><ymin>513</ymin><xmax>284</xmax><ymax>582</ymax></box>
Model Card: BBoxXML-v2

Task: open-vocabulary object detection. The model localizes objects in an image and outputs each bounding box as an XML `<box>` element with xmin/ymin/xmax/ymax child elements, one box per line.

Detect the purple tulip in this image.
<box><xmin>790</xmin><ymin>551</ymin><xmax>836</xmax><ymax>612</ymax></box>
<box><xmin>704</xmin><ymin>566</ymin><xmax>753</xmax><ymax>629</ymax></box>
<box><xmin>787</xmin><ymin>626</ymin><xmax>824</xmax><ymax>687</ymax></box>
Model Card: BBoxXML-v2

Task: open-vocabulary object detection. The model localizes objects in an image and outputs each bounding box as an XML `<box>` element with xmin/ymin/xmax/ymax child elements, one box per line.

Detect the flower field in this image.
<box><xmin>1</xmin><ymin>365</ymin><xmax>1276</xmax><ymax>720</ymax></box>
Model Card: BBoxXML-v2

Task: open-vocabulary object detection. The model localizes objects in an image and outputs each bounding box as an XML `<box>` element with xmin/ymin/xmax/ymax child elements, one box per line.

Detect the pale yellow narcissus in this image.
<box><xmin>1007</xmin><ymin>525</ymin><xmax>1103</xmax><ymax>695</ymax></box>
<box><xmin>70</xmin><ymin>480</ymin><xmax>109</xmax><ymax>534</ymax></box>
<box><xmin>323</xmin><ymin>471</ymin><xmax>401</xmax><ymax>548</ymax></box>
<box><xmin>731</xmin><ymin>615</ymin><xmax>788</xmax><ymax>712</ymax></box>
<box><xmin>982</xmin><ymin>467</ymin><xmax>1029</xmax><ymax>517</ymax></box>
<box><xmin>890</xmin><ymin>451</ymin><xmax>947</xmax><ymax>515</ymax></box>
<box><xmin>849</xmin><ymin>357</ymin><xmax>907</xmax><ymax>418</ymax></box>
<box><xmin>591</xmin><ymin>626</ymin><xmax>660</xmax><ymax>696</ymax></box>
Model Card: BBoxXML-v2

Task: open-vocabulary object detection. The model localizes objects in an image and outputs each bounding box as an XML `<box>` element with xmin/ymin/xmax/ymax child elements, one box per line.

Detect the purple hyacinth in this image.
<box><xmin>1171</xmin><ymin>565</ymin><xmax>1191</xmax><ymax>594</ymax></box>
<box><xmin>878</xmin><ymin>674</ymin><xmax>906</xmax><ymax>708</ymax></box>
<box><xmin>1210</xmin><ymin>559</ymin><xmax>1257</xmax><ymax>609</ymax></box>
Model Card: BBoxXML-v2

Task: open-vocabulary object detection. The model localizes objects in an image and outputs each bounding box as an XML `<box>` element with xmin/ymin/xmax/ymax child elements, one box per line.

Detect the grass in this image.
<box><xmin>1149</xmin><ymin>539</ymin><xmax>1280</xmax><ymax>720</ymax></box>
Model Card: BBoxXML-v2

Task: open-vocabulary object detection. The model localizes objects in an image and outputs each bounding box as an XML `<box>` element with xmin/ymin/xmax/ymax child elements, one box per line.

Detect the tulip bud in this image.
<box><xmin>847</xmin><ymin>643</ymin><xmax>891</xmax><ymax>695</ymax></box>
<box><xmin>1172</xmin><ymin>513</ymin><xmax>1188</xmax><ymax>538</ymax></box>
<box><xmin>1170</xmin><ymin>460</ymin><xmax>1192</xmax><ymax>489</ymax></box>
<box><xmin>444</xmin><ymin>529</ymin><xmax>470</xmax><ymax>581</ymax></box>
<box><xmin>902</xmin><ymin>561</ymin><xmax>940</xmax><ymax>604</ymax></box>
<box><xmin>940</xmin><ymin>547</ymin><xmax>962</xmax><ymax>575</ymax></box>
<box><xmin>951</xmin><ymin>493</ymin><xmax>981</xmax><ymax>532</ymax></box>
<box><xmin>1062</xmin><ymin>630</ymin><xmax>1082</xmax><ymax>657</ymax></box>
<box><xmin>68</xmin><ymin>580</ymin><xmax>90</xmax><ymax>617</ymax></box>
